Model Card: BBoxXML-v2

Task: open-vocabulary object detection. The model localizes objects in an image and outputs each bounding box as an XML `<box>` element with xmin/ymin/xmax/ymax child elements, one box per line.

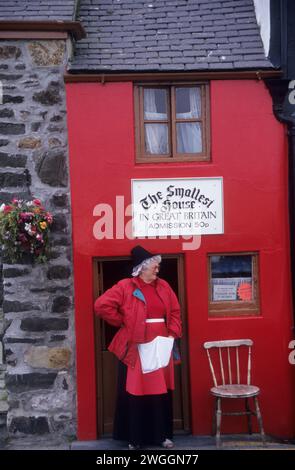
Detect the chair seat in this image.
<box><xmin>210</xmin><ymin>384</ymin><xmax>260</xmax><ymax>398</ymax></box>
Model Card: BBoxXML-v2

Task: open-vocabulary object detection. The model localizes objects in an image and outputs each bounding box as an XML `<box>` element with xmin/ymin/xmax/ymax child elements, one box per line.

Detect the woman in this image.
<box><xmin>94</xmin><ymin>245</ymin><xmax>182</xmax><ymax>449</ymax></box>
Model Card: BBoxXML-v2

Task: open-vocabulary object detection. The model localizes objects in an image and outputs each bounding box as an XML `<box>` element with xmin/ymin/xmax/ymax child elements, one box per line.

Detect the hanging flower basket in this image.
<box><xmin>0</xmin><ymin>198</ymin><xmax>53</xmax><ymax>263</ymax></box>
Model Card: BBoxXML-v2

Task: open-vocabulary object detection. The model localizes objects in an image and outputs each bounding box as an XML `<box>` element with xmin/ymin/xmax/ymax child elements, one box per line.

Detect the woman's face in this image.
<box><xmin>141</xmin><ymin>260</ymin><xmax>160</xmax><ymax>282</ymax></box>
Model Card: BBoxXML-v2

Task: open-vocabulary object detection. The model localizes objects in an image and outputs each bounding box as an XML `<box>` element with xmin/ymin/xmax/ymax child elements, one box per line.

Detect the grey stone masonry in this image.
<box><xmin>0</xmin><ymin>39</ymin><xmax>76</xmax><ymax>438</ymax></box>
<box><xmin>0</xmin><ymin>279</ymin><xmax>8</xmax><ymax>437</ymax></box>
<box><xmin>69</xmin><ymin>0</ymin><xmax>274</xmax><ymax>72</ymax></box>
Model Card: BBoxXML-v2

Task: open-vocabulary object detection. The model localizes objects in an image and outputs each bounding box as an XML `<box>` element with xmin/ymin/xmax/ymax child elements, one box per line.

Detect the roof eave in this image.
<box><xmin>64</xmin><ymin>68</ymin><xmax>282</xmax><ymax>83</ymax></box>
<box><xmin>0</xmin><ymin>20</ymin><xmax>86</xmax><ymax>40</ymax></box>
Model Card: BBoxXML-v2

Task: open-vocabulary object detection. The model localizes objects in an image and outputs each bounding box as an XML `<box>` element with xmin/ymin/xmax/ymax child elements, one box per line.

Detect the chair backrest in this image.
<box><xmin>203</xmin><ymin>339</ymin><xmax>253</xmax><ymax>387</ymax></box>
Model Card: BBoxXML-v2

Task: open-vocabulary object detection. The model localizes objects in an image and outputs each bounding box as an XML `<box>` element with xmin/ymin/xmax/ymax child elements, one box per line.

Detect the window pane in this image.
<box><xmin>144</xmin><ymin>88</ymin><xmax>167</xmax><ymax>120</ymax></box>
<box><xmin>176</xmin><ymin>87</ymin><xmax>201</xmax><ymax>119</ymax></box>
<box><xmin>176</xmin><ymin>122</ymin><xmax>202</xmax><ymax>153</ymax></box>
<box><xmin>210</xmin><ymin>255</ymin><xmax>253</xmax><ymax>302</ymax></box>
<box><xmin>145</xmin><ymin>124</ymin><xmax>169</xmax><ymax>154</ymax></box>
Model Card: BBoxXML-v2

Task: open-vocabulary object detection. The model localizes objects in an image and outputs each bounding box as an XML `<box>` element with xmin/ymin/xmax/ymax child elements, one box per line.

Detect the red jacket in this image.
<box><xmin>94</xmin><ymin>276</ymin><xmax>182</xmax><ymax>368</ymax></box>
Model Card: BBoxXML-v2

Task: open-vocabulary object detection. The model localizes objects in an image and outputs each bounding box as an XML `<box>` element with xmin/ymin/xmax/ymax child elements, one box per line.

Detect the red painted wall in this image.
<box><xmin>66</xmin><ymin>80</ymin><xmax>295</xmax><ymax>440</ymax></box>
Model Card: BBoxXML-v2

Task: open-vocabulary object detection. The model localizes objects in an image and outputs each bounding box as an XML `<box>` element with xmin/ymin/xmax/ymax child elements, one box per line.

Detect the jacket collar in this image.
<box><xmin>130</xmin><ymin>276</ymin><xmax>170</xmax><ymax>312</ymax></box>
<box><xmin>131</xmin><ymin>276</ymin><xmax>160</xmax><ymax>289</ymax></box>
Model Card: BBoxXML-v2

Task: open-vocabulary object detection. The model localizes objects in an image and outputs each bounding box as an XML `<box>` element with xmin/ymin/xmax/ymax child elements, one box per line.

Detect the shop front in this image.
<box><xmin>66</xmin><ymin>78</ymin><xmax>295</xmax><ymax>440</ymax></box>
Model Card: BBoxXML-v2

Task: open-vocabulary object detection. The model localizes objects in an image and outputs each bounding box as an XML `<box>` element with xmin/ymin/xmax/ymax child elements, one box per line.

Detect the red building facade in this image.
<box><xmin>66</xmin><ymin>78</ymin><xmax>295</xmax><ymax>440</ymax></box>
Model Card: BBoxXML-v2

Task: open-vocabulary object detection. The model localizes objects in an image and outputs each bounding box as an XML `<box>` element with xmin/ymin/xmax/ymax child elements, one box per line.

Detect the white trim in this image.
<box><xmin>146</xmin><ymin>319</ymin><xmax>165</xmax><ymax>323</ymax></box>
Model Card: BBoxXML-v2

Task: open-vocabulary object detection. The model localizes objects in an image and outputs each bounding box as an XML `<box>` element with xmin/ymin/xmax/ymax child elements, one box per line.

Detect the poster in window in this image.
<box><xmin>212</xmin><ymin>277</ymin><xmax>252</xmax><ymax>302</ymax></box>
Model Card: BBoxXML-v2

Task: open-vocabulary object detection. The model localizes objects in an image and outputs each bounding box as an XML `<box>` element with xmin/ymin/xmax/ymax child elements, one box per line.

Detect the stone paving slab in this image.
<box><xmin>1</xmin><ymin>434</ymin><xmax>295</xmax><ymax>451</ymax></box>
<box><xmin>71</xmin><ymin>434</ymin><xmax>295</xmax><ymax>451</ymax></box>
<box><xmin>1</xmin><ymin>436</ymin><xmax>70</xmax><ymax>450</ymax></box>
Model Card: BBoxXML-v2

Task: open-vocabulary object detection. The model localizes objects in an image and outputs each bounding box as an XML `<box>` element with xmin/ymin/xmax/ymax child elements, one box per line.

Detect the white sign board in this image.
<box><xmin>132</xmin><ymin>177</ymin><xmax>224</xmax><ymax>237</ymax></box>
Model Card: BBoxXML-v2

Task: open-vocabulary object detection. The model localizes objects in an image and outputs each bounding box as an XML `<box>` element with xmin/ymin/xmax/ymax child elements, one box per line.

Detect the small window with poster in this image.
<box><xmin>208</xmin><ymin>252</ymin><xmax>260</xmax><ymax>317</ymax></box>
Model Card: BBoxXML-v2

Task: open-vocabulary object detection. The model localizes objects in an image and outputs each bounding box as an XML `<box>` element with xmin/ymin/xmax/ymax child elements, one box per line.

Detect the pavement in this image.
<box><xmin>1</xmin><ymin>433</ymin><xmax>295</xmax><ymax>451</ymax></box>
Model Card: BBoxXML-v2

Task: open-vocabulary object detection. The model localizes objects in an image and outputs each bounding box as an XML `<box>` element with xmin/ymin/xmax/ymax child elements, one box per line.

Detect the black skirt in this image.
<box><xmin>113</xmin><ymin>361</ymin><xmax>173</xmax><ymax>446</ymax></box>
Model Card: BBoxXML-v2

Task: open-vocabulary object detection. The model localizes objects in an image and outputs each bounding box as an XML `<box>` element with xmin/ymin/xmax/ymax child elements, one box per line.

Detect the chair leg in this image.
<box><xmin>254</xmin><ymin>396</ymin><xmax>266</xmax><ymax>444</ymax></box>
<box><xmin>212</xmin><ymin>398</ymin><xmax>217</xmax><ymax>436</ymax></box>
<box><xmin>245</xmin><ymin>398</ymin><xmax>252</xmax><ymax>434</ymax></box>
<box><xmin>216</xmin><ymin>397</ymin><xmax>222</xmax><ymax>448</ymax></box>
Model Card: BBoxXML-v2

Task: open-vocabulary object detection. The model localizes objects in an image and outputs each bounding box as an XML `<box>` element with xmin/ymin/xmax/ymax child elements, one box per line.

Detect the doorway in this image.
<box><xmin>93</xmin><ymin>254</ymin><xmax>190</xmax><ymax>437</ymax></box>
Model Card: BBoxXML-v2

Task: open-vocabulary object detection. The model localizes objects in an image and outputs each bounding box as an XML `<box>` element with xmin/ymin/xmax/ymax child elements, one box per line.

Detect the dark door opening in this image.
<box><xmin>93</xmin><ymin>255</ymin><xmax>190</xmax><ymax>437</ymax></box>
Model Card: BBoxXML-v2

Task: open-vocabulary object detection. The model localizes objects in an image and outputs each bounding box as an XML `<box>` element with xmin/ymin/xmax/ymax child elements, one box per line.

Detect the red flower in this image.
<box><xmin>33</xmin><ymin>199</ymin><xmax>41</xmax><ymax>206</ymax></box>
<box><xmin>19</xmin><ymin>212</ymin><xmax>34</xmax><ymax>220</ymax></box>
<box><xmin>4</xmin><ymin>205</ymin><xmax>13</xmax><ymax>214</ymax></box>
<box><xmin>46</xmin><ymin>213</ymin><xmax>53</xmax><ymax>224</ymax></box>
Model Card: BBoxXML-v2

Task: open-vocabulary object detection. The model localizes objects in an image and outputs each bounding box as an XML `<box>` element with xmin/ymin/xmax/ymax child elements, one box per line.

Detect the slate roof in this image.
<box><xmin>0</xmin><ymin>0</ymin><xmax>76</xmax><ymax>21</ymax></box>
<box><xmin>69</xmin><ymin>0</ymin><xmax>274</xmax><ymax>72</ymax></box>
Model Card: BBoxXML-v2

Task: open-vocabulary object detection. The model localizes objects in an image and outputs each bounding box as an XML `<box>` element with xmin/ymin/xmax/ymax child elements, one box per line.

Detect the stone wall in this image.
<box><xmin>0</xmin><ymin>40</ymin><xmax>76</xmax><ymax>437</ymax></box>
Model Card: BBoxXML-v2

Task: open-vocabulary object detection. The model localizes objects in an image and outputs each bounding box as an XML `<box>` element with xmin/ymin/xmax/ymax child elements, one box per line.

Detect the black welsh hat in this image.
<box><xmin>131</xmin><ymin>245</ymin><xmax>155</xmax><ymax>269</ymax></box>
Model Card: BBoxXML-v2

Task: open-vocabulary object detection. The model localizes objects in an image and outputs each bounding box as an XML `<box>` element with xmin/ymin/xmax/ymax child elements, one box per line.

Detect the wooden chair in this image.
<box><xmin>203</xmin><ymin>339</ymin><xmax>265</xmax><ymax>448</ymax></box>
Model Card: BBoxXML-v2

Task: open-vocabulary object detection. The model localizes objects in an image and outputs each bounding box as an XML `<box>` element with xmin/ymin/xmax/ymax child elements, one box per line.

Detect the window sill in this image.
<box><xmin>136</xmin><ymin>156</ymin><xmax>210</xmax><ymax>164</ymax></box>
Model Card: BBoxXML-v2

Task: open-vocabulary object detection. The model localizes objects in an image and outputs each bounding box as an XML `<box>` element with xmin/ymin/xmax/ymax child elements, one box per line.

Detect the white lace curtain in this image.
<box><xmin>176</xmin><ymin>87</ymin><xmax>202</xmax><ymax>153</ymax></box>
<box><xmin>144</xmin><ymin>89</ymin><xmax>168</xmax><ymax>154</ymax></box>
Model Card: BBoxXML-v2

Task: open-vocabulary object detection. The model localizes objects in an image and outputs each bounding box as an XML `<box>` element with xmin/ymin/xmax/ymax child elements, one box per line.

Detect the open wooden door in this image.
<box><xmin>93</xmin><ymin>255</ymin><xmax>190</xmax><ymax>436</ymax></box>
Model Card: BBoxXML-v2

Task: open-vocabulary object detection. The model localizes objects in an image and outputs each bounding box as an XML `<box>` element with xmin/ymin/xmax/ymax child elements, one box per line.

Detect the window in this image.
<box><xmin>134</xmin><ymin>83</ymin><xmax>210</xmax><ymax>162</ymax></box>
<box><xmin>208</xmin><ymin>253</ymin><xmax>260</xmax><ymax>317</ymax></box>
